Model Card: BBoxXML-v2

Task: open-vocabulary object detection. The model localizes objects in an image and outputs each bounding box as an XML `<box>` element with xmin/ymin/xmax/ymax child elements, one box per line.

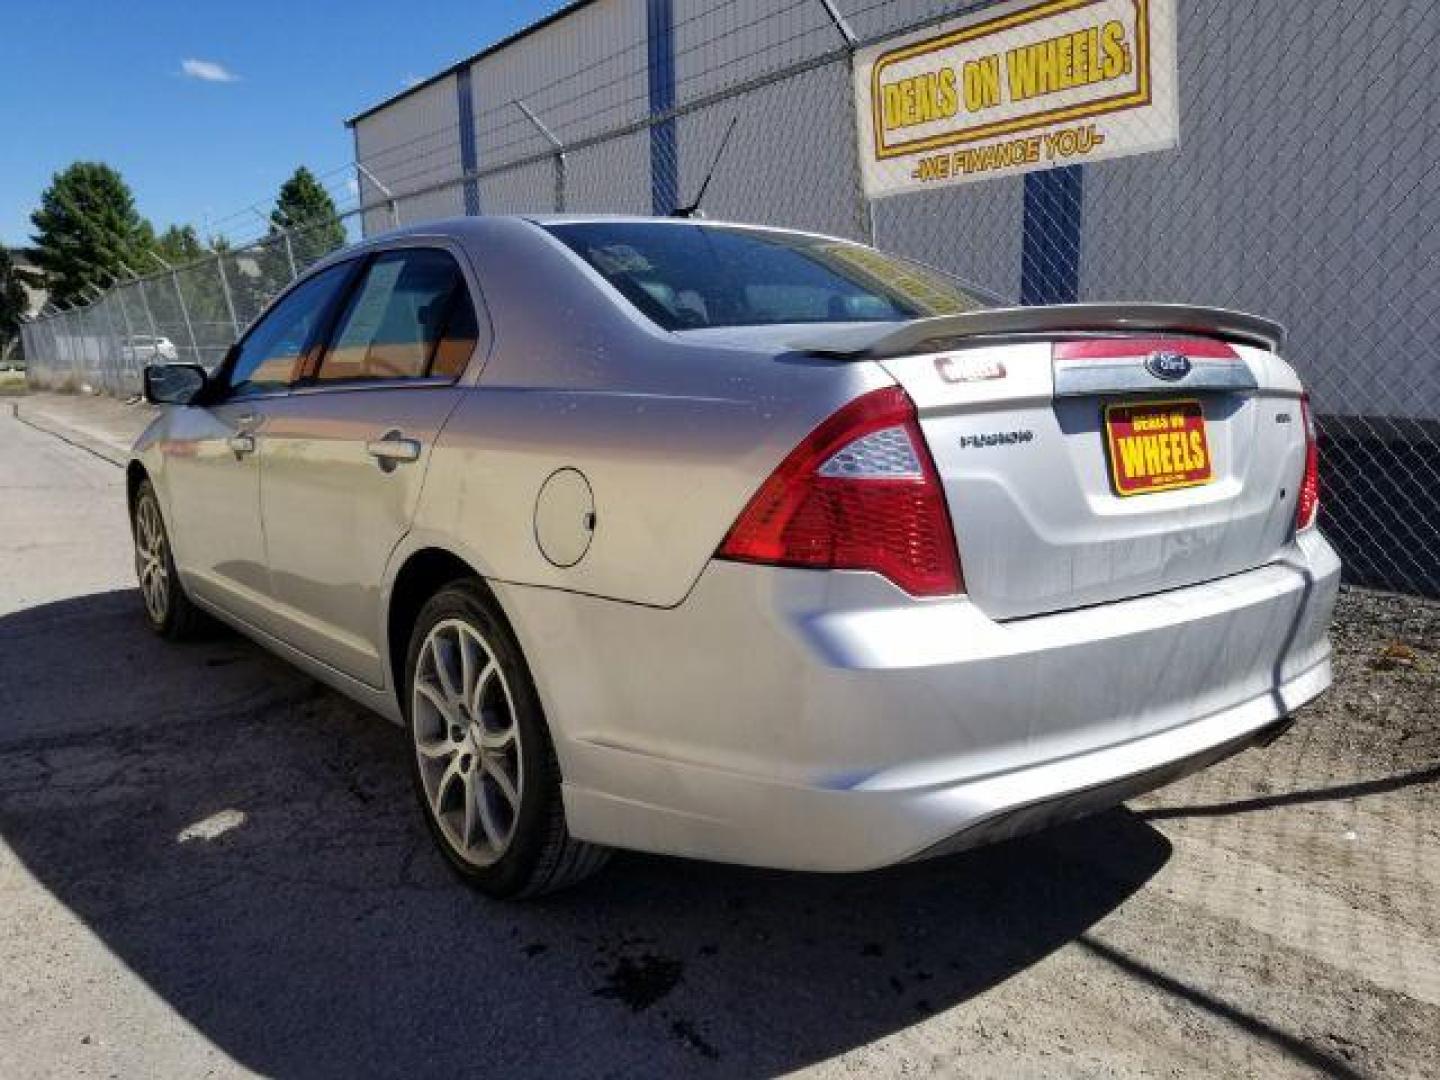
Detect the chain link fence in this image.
<box><xmin>19</xmin><ymin>0</ymin><xmax>1440</xmax><ymax>597</ymax></box>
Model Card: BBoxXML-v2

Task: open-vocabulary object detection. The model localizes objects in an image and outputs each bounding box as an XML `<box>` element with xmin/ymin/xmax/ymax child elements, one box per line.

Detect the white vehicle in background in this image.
<box><xmin>120</xmin><ymin>335</ymin><xmax>178</xmax><ymax>365</ymax></box>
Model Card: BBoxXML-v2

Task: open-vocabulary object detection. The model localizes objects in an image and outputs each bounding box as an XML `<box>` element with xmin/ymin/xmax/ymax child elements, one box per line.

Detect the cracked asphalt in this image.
<box><xmin>2</xmin><ymin>397</ymin><xmax>1438</xmax><ymax>1078</ymax></box>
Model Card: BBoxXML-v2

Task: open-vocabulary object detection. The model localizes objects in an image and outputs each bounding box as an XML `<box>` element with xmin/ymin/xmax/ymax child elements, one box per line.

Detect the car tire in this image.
<box><xmin>404</xmin><ymin>580</ymin><xmax>609</xmax><ymax>898</ymax></box>
<box><xmin>132</xmin><ymin>479</ymin><xmax>204</xmax><ymax>641</ymax></box>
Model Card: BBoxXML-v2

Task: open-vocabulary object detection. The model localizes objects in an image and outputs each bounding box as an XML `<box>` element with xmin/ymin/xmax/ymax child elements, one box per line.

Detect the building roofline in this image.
<box><xmin>345</xmin><ymin>0</ymin><xmax>605</xmax><ymax>127</ymax></box>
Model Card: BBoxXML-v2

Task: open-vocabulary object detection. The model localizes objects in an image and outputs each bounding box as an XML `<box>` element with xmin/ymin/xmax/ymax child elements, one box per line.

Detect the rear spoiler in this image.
<box><xmin>786</xmin><ymin>303</ymin><xmax>1287</xmax><ymax>359</ymax></box>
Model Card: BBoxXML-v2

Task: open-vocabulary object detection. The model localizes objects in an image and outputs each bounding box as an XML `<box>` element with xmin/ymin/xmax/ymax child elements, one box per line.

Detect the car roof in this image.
<box><xmin>347</xmin><ymin>213</ymin><xmax>852</xmax><ymax>249</ymax></box>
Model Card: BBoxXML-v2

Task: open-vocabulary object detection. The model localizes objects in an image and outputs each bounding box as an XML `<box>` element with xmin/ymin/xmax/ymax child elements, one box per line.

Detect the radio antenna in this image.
<box><xmin>670</xmin><ymin>114</ymin><xmax>739</xmax><ymax>219</ymax></box>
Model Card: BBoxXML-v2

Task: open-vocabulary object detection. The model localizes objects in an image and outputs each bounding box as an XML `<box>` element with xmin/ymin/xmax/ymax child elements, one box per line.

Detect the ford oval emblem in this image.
<box><xmin>1145</xmin><ymin>351</ymin><xmax>1192</xmax><ymax>381</ymax></box>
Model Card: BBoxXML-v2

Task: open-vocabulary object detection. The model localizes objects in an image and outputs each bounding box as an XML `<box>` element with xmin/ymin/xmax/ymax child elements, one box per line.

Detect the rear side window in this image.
<box><xmin>229</xmin><ymin>263</ymin><xmax>353</xmax><ymax>394</ymax></box>
<box><xmin>544</xmin><ymin>221</ymin><xmax>986</xmax><ymax>331</ymax></box>
<box><xmin>315</xmin><ymin>249</ymin><xmax>478</xmax><ymax>383</ymax></box>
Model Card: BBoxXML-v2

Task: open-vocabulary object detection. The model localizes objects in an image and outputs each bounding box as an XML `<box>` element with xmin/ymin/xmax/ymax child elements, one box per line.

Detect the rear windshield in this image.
<box><xmin>544</xmin><ymin>221</ymin><xmax>987</xmax><ymax>331</ymax></box>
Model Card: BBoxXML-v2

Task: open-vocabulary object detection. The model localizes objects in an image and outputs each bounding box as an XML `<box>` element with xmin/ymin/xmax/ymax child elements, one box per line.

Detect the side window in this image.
<box><xmin>314</xmin><ymin>248</ymin><xmax>479</xmax><ymax>383</ymax></box>
<box><xmin>228</xmin><ymin>263</ymin><xmax>353</xmax><ymax>394</ymax></box>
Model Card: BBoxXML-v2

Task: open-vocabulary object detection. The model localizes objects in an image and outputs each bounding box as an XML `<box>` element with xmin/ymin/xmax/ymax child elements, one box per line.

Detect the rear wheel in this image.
<box><xmin>404</xmin><ymin>581</ymin><xmax>608</xmax><ymax>898</ymax></box>
<box><xmin>132</xmin><ymin>480</ymin><xmax>202</xmax><ymax>640</ymax></box>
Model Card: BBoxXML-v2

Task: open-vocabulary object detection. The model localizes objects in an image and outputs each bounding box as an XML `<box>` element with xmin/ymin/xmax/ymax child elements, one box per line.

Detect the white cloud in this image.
<box><xmin>181</xmin><ymin>58</ymin><xmax>240</xmax><ymax>83</ymax></box>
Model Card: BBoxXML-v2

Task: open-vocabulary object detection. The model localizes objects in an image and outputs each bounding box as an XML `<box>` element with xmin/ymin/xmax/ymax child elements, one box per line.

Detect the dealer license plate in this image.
<box><xmin>1104</xmin><ymin>399</ymin><xmax>1214</xmax><ymax>496</ymax></box>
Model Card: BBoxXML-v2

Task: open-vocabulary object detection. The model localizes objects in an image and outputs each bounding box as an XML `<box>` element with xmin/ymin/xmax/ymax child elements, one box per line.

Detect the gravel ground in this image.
<box><xmin>1</xmin><ymin>396</ymin><xmax>1437</xmax><ymax>1078</ymax></box>
<box><xmin>1323</xmin><ymin>588</ymin><xmax>1440</xmax><ymax>770</ymax></box>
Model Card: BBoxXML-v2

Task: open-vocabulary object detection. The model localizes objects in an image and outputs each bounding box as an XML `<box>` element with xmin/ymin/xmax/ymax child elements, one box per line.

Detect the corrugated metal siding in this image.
<box><xmin>671</xmin><ymin>0</ymin><xmax>838</xmax><ymax>103</ymax></box>
<box><xmin>568</xmin><ymin>129</ymin><xmax>652</xmax><ymax>213</ymax></box>
<box><xmin>348</xmin><ymin>0</ymin><xmax>1437</xmax><ymax>422</ymax></box>
<box><xmin>874</xmin><ymin>179</ymin><xmax>1025</xmax><ymax>302</ymax></box>
<box><xmin>669</xmin><ymin>1</ymin><xmax>854</xmax><ymax>236</ymax></box>
<box><xmin>477</xmin><ymin>160</ymin><xmax>563</xmax><ymax>215</ymax></box>
<box><xmin>835</xmin><ymin>0</ymin><xmax>992</xmax><ymax>42</ymax></box>
<box><xmin>468</xmin><ymin>0</ymin><xmax>649</xmax><ymax>164</ymax></box>
<box><xmin>674</xmin><ymin>60</ymin><xmax>864</xmax><ymax>239</ymax></box>
<box><xmin>353</xmin><ymin>74</ymin><xmax>464</xmax><ymax>234</ymax></box>
<box><xmin>1078</xmin><ymin>0</ymin><xmax>1440</xmax><ymax>420</ymax></box>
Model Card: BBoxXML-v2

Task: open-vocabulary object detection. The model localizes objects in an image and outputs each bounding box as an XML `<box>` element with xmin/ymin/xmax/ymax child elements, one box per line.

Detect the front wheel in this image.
<box><xmin>132</xmin><ymin>479</ymin><xmax>202</xmax><ymax>640</ymax></box>
<box><xmin>404</xmin><ymin>581</ymin><xmax>609</xmax><ymax>898</ymax></box>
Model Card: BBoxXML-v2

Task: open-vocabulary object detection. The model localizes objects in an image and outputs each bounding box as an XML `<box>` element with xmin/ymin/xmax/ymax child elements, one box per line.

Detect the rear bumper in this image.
<box><xmin>909</xmin><ymin>713</ymin><xmax>1300</xmax><ymax>863</ymax></box>
<box><xmin>500</xmin><ymin>530</ymin><xmax>1340</xmax><ymax>871</ymax></box>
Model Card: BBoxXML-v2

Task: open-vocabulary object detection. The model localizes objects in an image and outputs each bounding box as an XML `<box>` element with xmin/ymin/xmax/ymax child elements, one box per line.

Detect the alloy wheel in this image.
<box><xmin>134</xmin><ymin>495</ymin><xmax>170</xmax><ymax>624</ymax></box>
<box><xmin>412</xmin><ymin>618</ymin><xmax>525</xmax><ymax>867</ymax></box>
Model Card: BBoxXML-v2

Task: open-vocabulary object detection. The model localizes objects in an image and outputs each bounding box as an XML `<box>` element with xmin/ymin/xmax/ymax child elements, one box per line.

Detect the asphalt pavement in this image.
<box><xmin>1</xmin><ymin>397</ymin><xmax>1437</xmax><ymax>1078</ymax></box>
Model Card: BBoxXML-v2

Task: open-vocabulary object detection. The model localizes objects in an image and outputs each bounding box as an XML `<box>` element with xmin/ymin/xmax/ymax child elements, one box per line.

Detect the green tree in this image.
<box><xmin>269</xmin><ymin>166</ymin><xmax>346</xmax><ymax>269</ymax></box>
<box><xmin>0</xmin><ymin>245</ymin><xmax>29</xmax><ymax>351</ymax></box>
<box><xmin>28</xmin><ymin>162</ymin><xmax>154</xmax><ymax>306</ymax></box>
<box><xmin>154</xmin><ymin>224</ymin><xmax>207</xmax><ymax>266</ymax></box>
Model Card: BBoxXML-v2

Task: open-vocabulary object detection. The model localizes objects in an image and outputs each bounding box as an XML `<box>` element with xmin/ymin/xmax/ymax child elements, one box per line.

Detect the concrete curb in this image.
<box><xmin>10</xmin><ymin>399</ymin><xmax>132</xmax><ymax>468</ymax></box>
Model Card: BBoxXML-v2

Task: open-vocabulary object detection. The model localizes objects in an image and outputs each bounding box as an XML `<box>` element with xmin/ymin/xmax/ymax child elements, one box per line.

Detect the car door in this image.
<box><xmin>254</xmin><ymin>244</ymin><xmax>485</xmax><ymax>687</ymax></box>
<box><xmin>160</xmin><ymin>261</ymin><xmax>357</xmax><ymax>630</ymax></box>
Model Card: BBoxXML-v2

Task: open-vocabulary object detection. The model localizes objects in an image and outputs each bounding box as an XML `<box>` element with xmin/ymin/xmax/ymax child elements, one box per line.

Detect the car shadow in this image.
<box><xmin>0</xmin><ymin>589</ymin><xmax>1172</xmax><ymax>1077</ymax></box>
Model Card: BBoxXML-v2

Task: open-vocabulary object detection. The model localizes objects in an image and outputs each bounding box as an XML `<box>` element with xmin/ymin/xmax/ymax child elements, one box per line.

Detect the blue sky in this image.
<box><xmin>0</xmin><ymin>0</ymin><xmax>563</xmax><ymax>248</ymax></box>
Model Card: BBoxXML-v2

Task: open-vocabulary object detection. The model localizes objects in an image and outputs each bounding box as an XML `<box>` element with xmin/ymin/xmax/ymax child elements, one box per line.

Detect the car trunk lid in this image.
<box><xmin>688</xmin><ymin>304</ymin><xmax>1305</xmax><ymax>620</ymax></box>
<box><xmin>866</xmin><ymin>313</ymin><xmax>1303</xmax><ymax>619</ymax></box>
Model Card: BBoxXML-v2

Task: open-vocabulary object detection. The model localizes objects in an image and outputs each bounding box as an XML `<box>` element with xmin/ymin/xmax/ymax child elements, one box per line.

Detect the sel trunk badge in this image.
<box><xmin>1145</xmin><ymin>351</ymin><xmax>1192</xmax><ymax>381</ymax></box>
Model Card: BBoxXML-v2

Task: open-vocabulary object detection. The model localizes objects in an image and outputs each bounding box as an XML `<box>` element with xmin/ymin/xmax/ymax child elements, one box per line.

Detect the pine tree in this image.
<box><xmin>269</xmin><ymin>167</ymin><xmax>347</xmax><ymax>269</ymax></box>
<box><xmin>154</xmin><ymin>224</ymin><xmax>207</xmax><ymax>266</ymax></box>
<box><xmin>29</xmin><ymin>163</ymin><xmax>154</xmax><ymax>306</ymax></box>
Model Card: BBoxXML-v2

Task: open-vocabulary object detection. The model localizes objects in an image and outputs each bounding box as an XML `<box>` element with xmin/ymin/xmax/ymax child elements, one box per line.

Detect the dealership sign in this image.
<box><xmin>854</xmin><ymin>0</ymin><xmax>1179</xmax><ymax>197</ymax></box>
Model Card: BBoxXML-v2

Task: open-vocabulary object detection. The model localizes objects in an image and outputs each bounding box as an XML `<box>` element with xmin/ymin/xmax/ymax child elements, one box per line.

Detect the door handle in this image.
<box><xmin>227</xmin><ymin>433</ymin><xmax>256</xmax><ymax>457</ymax></box>
<box><xmin>366</xmin><ymin>432</ymin><xmax>422</xmax><ymax>471</ymax></box>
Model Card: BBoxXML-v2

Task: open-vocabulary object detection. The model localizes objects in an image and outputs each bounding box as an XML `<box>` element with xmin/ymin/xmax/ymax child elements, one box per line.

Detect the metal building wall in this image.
<box><xmin>669</xmin><ymin>0</ymin><xmax>860</xmax><ymax>238</ymax></box>
<box><xmin>1078</xmin><ymin>0</ymin><xmax>1440</xmax><ymax>421</ymax></box>
<box><xmin>352</xmin><ymin>74</ymin><xmax>465</xmax><ymax>233</ymax></box>
<box><xmin>464</xmin><ymin>0</ymin><xmax>651</xmax><ymax>214</ymax></box>
<box><xmin>347</xmin><ymin>0</ymin><xmax>1438</xmax><ymax>418</ymax></box>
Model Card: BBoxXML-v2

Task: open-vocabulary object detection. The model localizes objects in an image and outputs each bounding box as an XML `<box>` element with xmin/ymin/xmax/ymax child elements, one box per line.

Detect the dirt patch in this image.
<box><xmin>1322</xmin><ymin>586</ymin><xmax>1440</xmax><ymax>769</ymax></box>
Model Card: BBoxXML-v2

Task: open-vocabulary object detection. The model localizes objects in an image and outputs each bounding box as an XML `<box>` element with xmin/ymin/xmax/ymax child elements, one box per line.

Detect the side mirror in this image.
<box><xmin>143</xmin><ymin>363</ymin><xmax>208</xmax><ymax>406</ymax></box>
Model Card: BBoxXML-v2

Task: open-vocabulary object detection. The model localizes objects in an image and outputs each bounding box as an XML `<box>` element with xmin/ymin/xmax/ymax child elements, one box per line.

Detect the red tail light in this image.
<box><xmin>1296</xmin><ymin>392</ymin><xmax>1320</xmax><ymax>531</ymax></box>
<box><xmin>716</xmin><ymin>386</ymin><xmax>963</xmax><ymax>597</ymax></box>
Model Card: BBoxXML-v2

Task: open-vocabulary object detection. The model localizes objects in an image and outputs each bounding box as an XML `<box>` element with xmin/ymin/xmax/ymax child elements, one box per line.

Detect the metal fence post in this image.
<box><xmin>100</xmin><ymin>295</ymin><xmax>126</xmax><ymax>396</ymax></box>
<box><xmin>85</xmin><ymin>302</ymin><xmax>109</xmax><ymax>396</ymax></box>
<box><xmin>75</xmin><ymin>304</ymin><xmax>92</xmax><ymax>390</ymax></box>
<box><xmin>108</xmin><ymin>273</ymin><xmax>138</xmax><ymax>362</ymax></box>
<box><xmin>83</xmin><ymin>285</ymin><xmax>112</xmax><ymax>394</ymax></box>
<box><xmin>515</xmin><ymin>99</ymin><xmax>567</xmax><ymax>212</ymax></box>
<box><xmin>55</xmin><ymin>306</ymin><xmax>75</xmax><ymax>386</ymax></box>
<box><xmin>145</xmin><ymin>250</ymin><xmax>201</xmax><ymax>367</ymax></box>
<box><xmin>170</xmin><ymin>271</ymin><xmax>201</xmax><ymax>365</ymax></box>
<box><xmin>816</xmin><ymin>0</ymin><xmax>875</xmax><ymax>246</ymax></box>
<box><xmin>119</xmin><ymin>263</ymin><xmax>160</xmax><ymax>338</ymax></box>
<box><xmin>356</xmin><ymin>163</ymin><xmax>402</xmax><ymax>229</ymax></box>
<box><xmin>120</xmin><ymin>265</ymin><xmax>161</xmax><ymax>390</ymax></box>
<box><xmin>283</xmin><ymin>231</ymin><xmax>299</xmax><ymax>279</ymax></box>
<box><xmin>214</xmin><ymin>254</ymin><xmax>241</xmax><ymax>337</ymax></box>
<box><xmin>136</xmin><ymin>281</ymin><xmax>161</xmax><ymax>346</ymax></box>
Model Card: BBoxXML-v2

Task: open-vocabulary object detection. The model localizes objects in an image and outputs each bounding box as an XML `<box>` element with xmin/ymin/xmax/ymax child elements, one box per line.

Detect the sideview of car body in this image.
<box><xmin>129</xmin><ymin>216</ymin><xmax>1339</xmax><ymax>894</ymax></box>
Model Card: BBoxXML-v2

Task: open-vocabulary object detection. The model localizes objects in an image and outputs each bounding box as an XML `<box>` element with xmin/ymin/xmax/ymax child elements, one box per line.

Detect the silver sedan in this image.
<box><xmin>129</xmin><ymin>216</ymin><xmax>1339</xmax><ymax>897</ymax></box>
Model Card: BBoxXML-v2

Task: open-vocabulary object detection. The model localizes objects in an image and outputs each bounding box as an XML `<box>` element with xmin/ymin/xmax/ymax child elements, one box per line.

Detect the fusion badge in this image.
<box><xmin>1105</xmin><ymin>398</ymin><xmax>1213</xmax><ymax>496</ymax></box>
